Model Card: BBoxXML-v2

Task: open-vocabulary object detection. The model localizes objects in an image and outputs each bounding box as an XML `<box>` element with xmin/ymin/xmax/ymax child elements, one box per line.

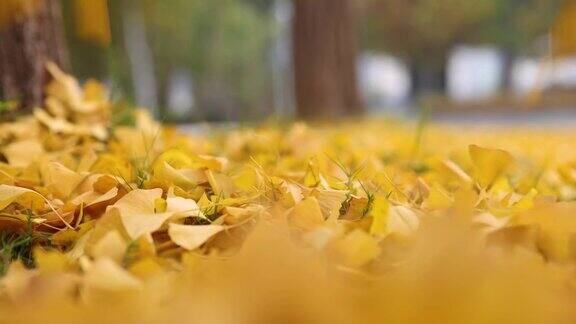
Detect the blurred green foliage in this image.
<box><xmin>142</xmin><ymin>0</ymin><xmax>272</xmax><ymax>121</ymax></box>
<box><xmin>361</xmin><ymin>0</ymin><xmax>560</xmax><ymax>64</ymax></box>
<box><xmin>477</xmin><ymin>0</ymin><xmax>561</xmax><ymax>54</ymax></box>
<box><xmin>63</xmin><ymin>0</ymin><xmax>272</xmax><ymax>122</ymax></box>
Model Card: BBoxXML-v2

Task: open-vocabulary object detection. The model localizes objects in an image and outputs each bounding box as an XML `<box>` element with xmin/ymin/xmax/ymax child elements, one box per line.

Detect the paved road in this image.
<box><xmin>429</xmin><ymin>109</ymin><xmax>576</xmax><ymax>128</ymax></box>
<box><xmin>178</xmin><ymin>109</ymin><xmax>576</xmax><ymax>133</ymax></box>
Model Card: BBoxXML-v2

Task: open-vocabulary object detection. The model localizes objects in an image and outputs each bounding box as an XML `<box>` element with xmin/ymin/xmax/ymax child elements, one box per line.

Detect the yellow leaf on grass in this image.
<box><xmin>233</xmin><ymin>167</ymin><xmax>262</xmax><ymax>192</ymax></box>
<box><xmin>2</xmin><ymin>139</ymin><xmax>44</xmax><ymax>168</ymax></box>
<box><xmin>332</xmin><ymin>229</ymin><xmax>381</xmax><ymax>268</ymax></box>
<box><xmin>513</xmin><ymin>202</ymin><xmax>576</xmax><ymax>262</ymax></box>
<box><xmin>191</xmin><ymin>155</ymin><xmax>228</xmax><ymax>171</ymax></box>
<box><xmin>168</xmin><ymin>223</ymin><xmax>225</xmax><ymax>251</ymax></box>
<box><xmin>374</xmin><ymin>205</ymin><xmax>420</xmax><ymax>238</ymax></box>
<box><xmin>34</xmin><ymin>248</ymin><xmax>70</xmax><ymax>273</ymax></box>
<box><xmin>0</xmin><ymin>261</ymin><xmax>37</xmax><ymax>300</ymax></box>
<box><xmin>291</xmin><ymin>196</ymin><xmax>325</xmax><ymax>230</ymax></box>
<box><xmin>110</xmin><ymin>188</ymin><xmax>206</xmax><ymax>239</ymax></box>
<box><xmin>469</xmin><ymin>145</ymin><xmax>514</xmax><ymax>188</ymax></box>
<box><xmin>279</xmin><ymin>181</ymin><xmax>302</xmax><ymax>207</ymax></box>
<box><xmin>109</xmin><ymin>188</ymin><xmax>172</xmax><ymax>240</ymax></box>
<box><xmin>224</xmin><ymin>205</ymin><xmax>263</xmax><ymax>225</ymax></box>
<box><xmin>310</xmin><ymin>188</ymin><xmax>348</xmax><ymax>221</ymax></box>
<box><xmin>152</xmin><ymin>161</ymin><xmax>205</xmax><ymax>190</ymax></box>
<box><xmin>206</xmin><ymin>169</ymin><xmax>237</xmax><ymax>198</ymax></box>
<box><xmin>369</xmin><ymin>196</ymin><xmax>389</xmax><ymax>236</ymax></box>
<box><xmin>0</xmin><ymin>185</ymin><xmax>45</xmax><ymax>211</ymax></box>
<box><xmin>71</xmin><ymin>187</ymin><xmax>118</xmax><ymax>209</ymax></box>
<box><xmin>434</xmin><ymin>158</ymin><xmax>472</xmax><ymax>185</ymax></box>
<box><xmin>153</xmin><ymin>149</ymin><xmax>193</xmax><ymax>171</ymax></box>
<box><xmin>91</xmin><ymin>154</ymin><xmax>132</xmax><ymax>182</ymax></box>
<box><xmin>166</xmin><ymin>196</ymin><xmax>204</xmax><ymax>220</ymax></box>
<box><xmin>34</xmin><ymin>108</ymin><xmax>108</xmax><ymax>140</ymax></box>
<box><xmin>45</xmin><ymin>62</ymin><xmax>84</xmax><ymax>108</ymax></box>
<box><xmin>129</xmin><ymin>257</ymin><xmax>165</xmax><ymax>280</ymax></box>
<box><xmin>424</xmin><ymin>185</ymin><xmax>454</xmax><ymax>210</ymax></box>
<box><xmin>81</xmin><ymin>257</ymin><xmax>141</xmax><ymax>294</ymax></box>
<box><xmin>389</xmin><ymin>206</ymin><xmax>420</xmax><ymax>236</ymax></box>
<box><xmin>91</xmin><ymin>230</ymin><xmax>127</xmax><ymax>264</ymax></box>
<box><xmin>41</xmin><ymin>162</ymin><xmax>84</xmax><ymax>199</ymax></box>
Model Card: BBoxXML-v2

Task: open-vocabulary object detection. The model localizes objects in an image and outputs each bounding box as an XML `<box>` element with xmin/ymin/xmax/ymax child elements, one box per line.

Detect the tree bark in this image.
<box><xmin>500</xmin><ymin>49</ymin><xmax>514</xmax><ymax>91</ymax></box>
<box><xmin>292</xmin><ymin>0</ymin><xmax>362</xmax><ymax>120</ymax></box>
<box><xmin>410</xmin><ymin>59</ymin><xmax>447</xmax><ymax>99</ymax></box>
<box><xmin>0</xmin><ymin>0</ymin><xmax>69</xmax><ymax>112</ymax></box>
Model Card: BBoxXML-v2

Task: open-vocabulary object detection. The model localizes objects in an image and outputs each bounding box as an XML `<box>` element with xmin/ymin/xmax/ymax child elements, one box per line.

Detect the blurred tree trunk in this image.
<box><xmin>292</xmin><ymin>0</ymin><xmax>362</xmax><ymax>120</ymax></box>
<box><xmin>500</xmin><ymin>49</ymin><xmax>514</xmax><ymax>91</ymax></box>
<box><xmin>0</xmin><ymin>0</ymin><xmax>69</xmax><ymax>112</ymax></box>
<box><xmin>410</xmin><ymin>59</ymin><xmax>447</xmax><ymax>99</ymax></box>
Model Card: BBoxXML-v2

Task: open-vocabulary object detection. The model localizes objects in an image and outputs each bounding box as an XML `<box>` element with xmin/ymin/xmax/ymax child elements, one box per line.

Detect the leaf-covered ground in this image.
<box><xmin>1</xmin><ymin>67</ymin><xmax>576</xmax><ymax>323</ymax></box>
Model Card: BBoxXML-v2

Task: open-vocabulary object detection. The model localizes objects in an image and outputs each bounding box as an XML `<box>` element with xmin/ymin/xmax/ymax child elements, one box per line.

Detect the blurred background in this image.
<box><xmin>1</xmin><ymin>0</ymin><xmax>576</xmax><ymax>122</ymax></box>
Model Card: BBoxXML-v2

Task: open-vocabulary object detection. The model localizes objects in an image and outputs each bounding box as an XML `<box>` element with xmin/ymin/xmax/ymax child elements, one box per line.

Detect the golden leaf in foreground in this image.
<box><xmin>168</xmin><ymin>223</ymin><xmax>225</xmax><ymax>251</ymax></box>
<box><xmin>469</xmin><ymin>145</ymin><xmax>514</xmax><ymax>188</ymax></box>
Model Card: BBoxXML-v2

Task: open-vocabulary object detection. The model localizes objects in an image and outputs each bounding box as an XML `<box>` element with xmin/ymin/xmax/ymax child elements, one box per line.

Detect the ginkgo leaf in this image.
<box><xmin>77</xmin><ymin>149</ymin><xmax>99</xmax><ymax>173</ymax></box>
<box><xmin>192</xmin><ymin>155</ymin><xmax>228</xmax><ymax>171</ymax></box>
<box><xmin>91</xmin><ymin>154</ymin><xmax>132</xmax><ymax>183</ymax></box>
<box><xmin>109</xmin><ymin>189</ymin><xmax>172</xmax><ymax>239</ymax></box>
<box><xmin>388</xmin><ymin>206</ymin><xmax>420</xmax><ymax>237</ymax></box>
<box><xmin>469</xmin><ymin>145</ymin><xmax>514</xmax><ymax>188</ymax></box>
<box><xmin>71</xmin><ymin>187</ymin><xmax>118</xmax><ymax>209</ymax></box>
<box><xmin>0</xmin><ymin>184</ymin><xmax>46</xmax><ymax>211</ymax></box>
<box><xmin>168</xmin><ymin>223</ymin><xmax>225</xmax><ymax>251</ymax></box>
<box><xmin>423</xmin><ymin>184</ymin><xmax>453</xmax><ymax>210</ymax></box>
<box><xmin>233</xmin><ymin>166</ymin><xmax>263</xmax><ymax>192</ymax></box>
<box><xmin>81</xmin><ymin>257</ymin><xmax>141</xmax><ymax>294</ymax></box>
<box><xmin>2</xmin><ymin>139</ymin><xmax>44</xmax><ymax>168</ymax></box>
<box><xmin>41</xmin><ymin>162</ymin><xmax>84</xmax><ymax>199</ymax></box>
<box><xmin>0</xmin><ymin>261</ymin><xmax>38</xmax><ymax>300</ymax></box>
<box><xmin>331</xmin><ymin>229</ymin><xmax>381</xmax><ymax>268</ymax></box>
<box><xmin>370</xmin><ymin>196</ymin><xmax>390</xmax><ymax>236</ymax></box>
<box><xmin>153</xmin><ymin>161</ymin><xmax>206</xmax><ymax>190</ymax></box>
<box><xmin>166</xmin><ymin>196</ymin><xmax>204</xmax><ymax>220</ymax></box>
<box><xmin>434</xmin><ymin>158</ymin><xmax>472</xmax><ymax>185</ymax></box>
<box><xmin>473</xmin><ymin>212</ymin><xmax>509</xmax><ymax>234</ymax></box>
<box><xmin>341</xmin><ymin>196</ymin><xmax>369</xmax><ymax>221</ymax></box>
<box><xmin>110</xmin><ymin>188</ymin><xmax>162</xmax><ymax>217</ymax></box>
<box><xmin>206</xmin><ymin>169</ymin><xmax>237</xmax><ymax>198</ymax></box>
<box><xmin>310</xmin><ymin>188</ymin><xmax>348</xmax><ymax>220</ymax></box>
<box><xmin>153</xmin><ymin>149</ymin><xmax>193</xmax><ymax>171</ymax></box>
<box><xmin>512</xmin><ymin>202</ymin><xmax>576</xmax><ymax>262</ymax></box>
<box><xmin>34</xmin><ymin>248</ymin><xmax>71</xmax><ymax>273</ymax></box>
<box><xmin>291</xmin><ymin>196</ymin><xmax>325</xmax><ymax>230</ymax></box>
<box><xmin>90</xmin><ymin>230</ymin><xmax>127</xmax><ymax>264</ymax></box>
<box><xmin>34</xmin><ymin>108</ymin><xmax>108</xmax><ymax>140</ymax></box>
<box><xmin>282</xmin><ymin>181</ymin><xmax>303</xmax><ymax>207</ymax></box>
<box><xmin>45</xmin><ymin>62</ymin><xmax>84</xmax><ymax>107</ymax></box>
<box><xmin>224</xmin><ymin>205</ymin><xmax>263</xmax><ymax>224</ymax></box>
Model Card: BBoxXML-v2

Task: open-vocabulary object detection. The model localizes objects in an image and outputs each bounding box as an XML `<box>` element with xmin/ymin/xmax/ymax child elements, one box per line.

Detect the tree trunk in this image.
<box><xmin>500</xmin><ymin>49</ymin><xmax>514</xmax><ymax>91</ymax></box>
<box><xmin>410</xmin><ymin>59</ymin><xmax>447</xmax><ymax>99</ymax></box>
<box><xmin>292</xmin><ymin>0</ymin><xmax>362</xmax><ymax>120</ymax></box>
<box><xmin>0</xmin><ymin>0</ymin><xmax>69</xmax><ymax>112</ymax></box>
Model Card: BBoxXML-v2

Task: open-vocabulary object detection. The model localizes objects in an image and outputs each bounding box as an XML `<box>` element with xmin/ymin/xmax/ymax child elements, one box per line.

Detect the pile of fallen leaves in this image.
<box><xmin>2</xmin><ymin>67</ymin><xmax>576</xmax><ymax>323</ymax></box>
